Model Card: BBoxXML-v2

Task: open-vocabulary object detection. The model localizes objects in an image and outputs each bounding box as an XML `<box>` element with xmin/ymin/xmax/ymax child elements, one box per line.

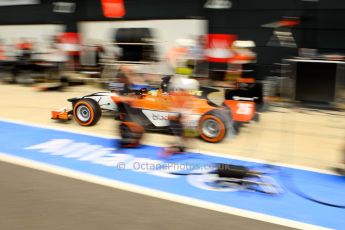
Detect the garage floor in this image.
<box><xmin>1</xmin><ymin>83</ymin><xmax>344</xmax><ymax>171</ymax></box>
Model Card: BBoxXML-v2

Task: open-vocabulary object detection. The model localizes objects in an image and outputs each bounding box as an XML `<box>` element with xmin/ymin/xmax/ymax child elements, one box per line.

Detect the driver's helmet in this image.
<box><xmin>168</xmin><ymin>76</ymin><xmax>199</xmax><ymax>93</ymax></box>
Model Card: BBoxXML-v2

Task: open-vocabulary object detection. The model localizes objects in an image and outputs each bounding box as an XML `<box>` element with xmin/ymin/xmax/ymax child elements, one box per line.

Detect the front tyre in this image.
<box><xmin>73</xmin><ymin>98</ymin><xmax>102</xmax><ymax>126</ymax></box>
<box><xmin>198</xmin><ymin>110</ymin><xmax>227</xmax><ymax>143</ymax></box>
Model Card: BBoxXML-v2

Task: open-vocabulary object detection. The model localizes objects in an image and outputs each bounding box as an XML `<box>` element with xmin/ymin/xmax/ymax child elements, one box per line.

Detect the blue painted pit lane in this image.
<box><xmin>0</xmin><ymin>120</ymin><xmax>344</xmax><ymax>229</ymax></box>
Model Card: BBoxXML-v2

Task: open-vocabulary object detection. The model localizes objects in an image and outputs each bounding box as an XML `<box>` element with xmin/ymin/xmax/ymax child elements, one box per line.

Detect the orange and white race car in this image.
<box><xmin>51</xmin><ymin>77</ymin><xmax>261</xmax><ymax>143</ymax></box>
<box><xmin>112</xmin><ymin>81</ymin><xmax>259</xmax><ymax>144</ymax></box>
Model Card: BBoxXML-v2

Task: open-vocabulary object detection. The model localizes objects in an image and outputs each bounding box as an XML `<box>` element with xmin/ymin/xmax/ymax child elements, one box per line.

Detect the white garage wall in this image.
<box><xmin>0</xmin><ymin>24</ymin><xmax>64</xmax><ymax>49</ymax></box>
<box><xmin>79</xmin><ymin>19</ymin><xmax>207</xmax><ymax>58</ymax></box>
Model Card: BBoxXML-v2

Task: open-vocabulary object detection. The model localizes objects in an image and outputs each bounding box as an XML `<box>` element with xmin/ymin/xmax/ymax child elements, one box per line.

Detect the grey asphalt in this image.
<box><xmin>0</xmin><ymin>161</ymin><xmax>295</xmax><ymax>230</ymax></box>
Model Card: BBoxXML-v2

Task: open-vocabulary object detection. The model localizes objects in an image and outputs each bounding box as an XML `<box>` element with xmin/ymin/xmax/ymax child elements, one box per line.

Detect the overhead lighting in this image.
<box><xmin>0</xmin><ymin>0</ymin><xmax>39</xmax><ymax>6</ymax></box>
<box><xmin>204</xmin><ymin>0</ymin><xmax>232</xmax><ymax>9</ymax></box>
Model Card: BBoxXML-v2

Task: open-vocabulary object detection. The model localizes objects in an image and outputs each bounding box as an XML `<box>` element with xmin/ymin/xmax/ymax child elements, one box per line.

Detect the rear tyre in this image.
<box><xmin>73</xmin><ymin>98</ymin><xmax>102</xmax><ymax>126</ymax></box>
<box><xmin>198</xmin><ymin>110</ymin><xmax>227</xmax><ymax>143</ymax></box>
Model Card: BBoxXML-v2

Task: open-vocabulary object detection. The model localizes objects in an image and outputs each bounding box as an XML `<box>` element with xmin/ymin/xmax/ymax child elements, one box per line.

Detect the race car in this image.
<box><xmin>51</xmin><ymin>91</ymin><xmax>118</xmax><ymax>126</ymax></box>
<box><xmin>112</xmin><ymin>78</ymin><xmax>258</xmax><ymax>144</ymax></box>
<box><xmin>51</xmin><ymin>77</ymin><xmax>261</xmax><ymax>144</ymax></box>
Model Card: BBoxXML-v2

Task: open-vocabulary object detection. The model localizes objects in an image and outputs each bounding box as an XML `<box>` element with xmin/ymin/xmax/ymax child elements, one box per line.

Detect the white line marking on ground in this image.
<box><xmin>0</xmin><ymin>117</ymin><xmax>336</xmax><ymax>175</ymax></box>
<box><xmin>0</xmin><ymin>153</ymin><xmax>331</xmax><ymax>230</ymax></box>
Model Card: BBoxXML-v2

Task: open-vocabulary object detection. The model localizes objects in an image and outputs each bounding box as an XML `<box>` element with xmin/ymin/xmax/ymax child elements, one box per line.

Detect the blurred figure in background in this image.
<box><xmin>16</xmin><ymin>38</ymin><xmax>33</xmax><ymax>61</ymax></box>
<box><xmin>55</xmin><ymin>33</ymin><xmax>81</xmax><ymax>70</ymax></box>
<box><xmin>44</xmin><ymin>35</ymin><xmax>68</xmax><ymax>71</ymax></box>
<box><xmin>112</xmin><ymin>65</ymin><xmax>138</xmax><ymax>94</ymax></box>
<box><xmin>166</xmin><ymin>36</ymin><xmax>206</xmax><ymax>76</ymax></box>
<box><xmin>226</xmin><ymin>40</ymin><xmax>257</xmax><ymax>83</ymax></box>
<box><xmin>161</xmin><ymin>76</ymin><xmax>200</xmax><ymax>157</ymax></box>
<box><xmin>188</xmin><ymin>35</ymin><xmax>208</xmax><ymax>78</ymax></box>
<box><xmin>95</xmin><ymin>43</ymin><xmax>105</xmax><ymax>68</ymax></box>
<box><xmin>166</xmin><ymin>38</ymin><xmax>192</xmax><ymax>74</ymax></box>
<box><xmin>0</xmin><ymin>39</ymin><xmax>5</xmax><ymax>61</ymax></box>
